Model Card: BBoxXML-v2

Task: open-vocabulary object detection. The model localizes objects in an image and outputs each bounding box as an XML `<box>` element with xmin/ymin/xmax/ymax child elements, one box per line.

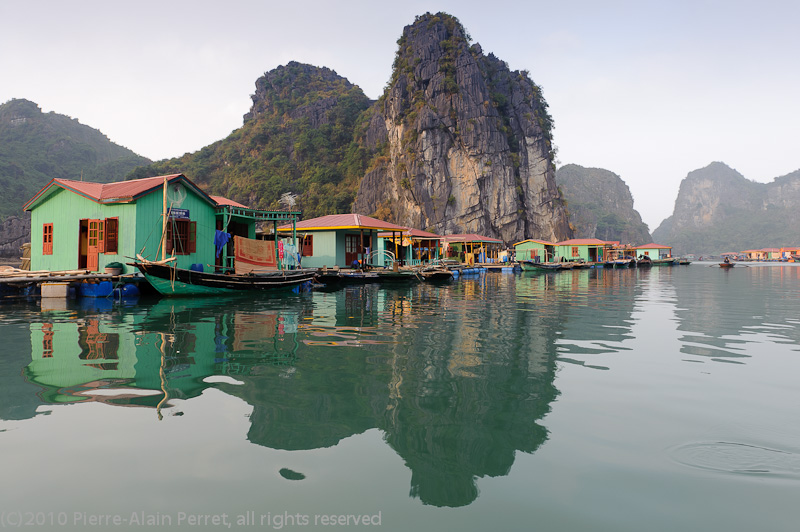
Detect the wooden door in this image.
<box><xmin>345</xmin><ymin>234</ymin><xmax>360</xmax><ymax>267</ymax></box>
<box><xmin>87</xmin><ymin>219</ymin><xmax>100</xmax><ymax>271</ymax></box>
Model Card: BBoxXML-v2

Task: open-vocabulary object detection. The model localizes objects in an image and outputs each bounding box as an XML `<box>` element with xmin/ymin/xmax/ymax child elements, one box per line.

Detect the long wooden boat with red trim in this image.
<box><xmin>132</xmin><ymin>258</ymin><xmax>316</xmax><ymax>296</ymax></box>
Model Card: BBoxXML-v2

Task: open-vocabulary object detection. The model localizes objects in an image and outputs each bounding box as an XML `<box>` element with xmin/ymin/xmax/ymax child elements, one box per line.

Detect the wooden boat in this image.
<box><xmin>520</xmin><ymin>260</ymin><xmax>564</xmax><ymax>271</ymax></box>
<box><xmin>132</xmin><ymin>259</ymin><xmax>316</xmax><ymax>296</ymax></box>
<box><xmin>374</xmin><ymin>269</ymin><xmax>421</xmax><ymax>283</ymax></box>
<box><xmin>719</xmin><ymin>261</ymin><xmax>734</xmax><ymax>269</ymax></box>
<box><xmin>636</xmin><ymin>256</ymin><xmax>653</xmax><ymax>267</ymax></box>
<box><xmin>651</xmin><ymin>258</ymin><xmax>676</xmax><ymax>266</ymax></box>
<box><xmin>314</xmin><ymin>269</ymin><xmax>379</xmax><ymax>285</ymax></box>
<box><xmin>604</xmin><ymin>258</ymin><xmax>634</xmax><ymax>268</ymax></box>
<box><xmin>419</xmin><ymin>267</ymin><xmax>454</xmax><ymax>282</ymax></box>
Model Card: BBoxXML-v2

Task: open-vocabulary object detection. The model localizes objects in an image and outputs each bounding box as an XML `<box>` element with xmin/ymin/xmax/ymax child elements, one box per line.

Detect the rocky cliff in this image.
<box><xmin>353</xmin><ymin>13</ymin><xmax>571</xmax><ymax>243</ymax></box>
<box><xmin>556</xmin><ymin>164</ymin><xmax>651</xmax><ymax>244</ymax></box>
<box><xmin>0</xmin><ymin>214</ymin><xmax>30</xmax><ymax>259</ymax></box>
<box><xmin>652</xmin><ymin>162</ymin><xmax>800</xmax><ymax>254</ymax></box>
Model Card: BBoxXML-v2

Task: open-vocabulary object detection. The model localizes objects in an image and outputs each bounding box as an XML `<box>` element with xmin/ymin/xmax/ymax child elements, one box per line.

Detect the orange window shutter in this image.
<box><xmin>98</xmin><ymin>220</ymin><xmax>105</xmax><ymax>253</ymax></box>
<box><xmin>105</xmin><ymin>218</ymin><xmax>118</xmax><ymax>254</ymax></box>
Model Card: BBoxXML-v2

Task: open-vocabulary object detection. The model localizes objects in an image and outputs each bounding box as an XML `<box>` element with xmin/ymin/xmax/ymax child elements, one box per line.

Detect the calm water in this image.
<box><xmin>1</xmin><ymin>264</ymin><xmax>799</xmax><ymax>531</ymax></box>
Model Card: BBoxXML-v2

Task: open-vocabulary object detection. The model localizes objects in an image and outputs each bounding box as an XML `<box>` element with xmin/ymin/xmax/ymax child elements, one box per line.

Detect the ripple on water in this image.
<box><xmin>670</xmin><ymin>441</ymin><xmax>800</xmax><ymax>480</ymax></box>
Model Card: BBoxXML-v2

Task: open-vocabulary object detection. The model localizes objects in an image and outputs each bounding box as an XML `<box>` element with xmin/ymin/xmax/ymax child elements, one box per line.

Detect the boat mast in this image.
<box><xmin>161</xmin><ymin>176</ymin><xmax>168</xmax><ymax>261</ymax></box>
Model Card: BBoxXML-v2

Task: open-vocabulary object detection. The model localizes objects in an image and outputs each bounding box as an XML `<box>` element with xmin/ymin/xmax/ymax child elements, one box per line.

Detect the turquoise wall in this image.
<box><xmin>133</xmin><ymin>189</ymin><xmax>217</xmax><ymax>270</ymax></box>
<box><xmin>514</xmin><ymin>241</ymin><xmax>549</xmax><ymax>261</ymax></box>
<box><xmin>299</xmin><ymin>231</ymin><xmax>337</xmax><ymax>268</ymax></box>
<box><xmin>31</xmin><ymin>189</ymin><xmax>135</xmax><ymax>272</ymax></box>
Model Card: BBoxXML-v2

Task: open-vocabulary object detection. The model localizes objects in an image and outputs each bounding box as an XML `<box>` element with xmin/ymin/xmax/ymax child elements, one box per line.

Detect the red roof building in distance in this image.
<box><xmin>278</xmin><ymin>214</ymin><xmax>408</xmax><ymax>232</ymax></box>
<box><xmin>634</xmin><ymin>243</ymin><xmax>672</xmax><ymax>249</ymax></box>
<box><xmin>555</xmin><ymin>238</ymin><xmax>610</xmax><ymax>246</ymax></box>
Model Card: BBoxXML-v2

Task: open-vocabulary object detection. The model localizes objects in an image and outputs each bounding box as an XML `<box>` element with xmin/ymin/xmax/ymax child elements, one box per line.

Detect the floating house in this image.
<box><xmin>513</xmin><ymin>239</ymin><xmax>555</xmax><ymax>262</ymax></box>
<box><xmin>379</xmin><ymin>228</ymin><xmax>443</xmax><ymax>266</ymax></box>
<box><xmin>553</xmin><ymin>238</ymin><xmax>609</xmax><ymax>263</ymax></box>
<box><xmin>23</xmin><ymin>174</ymin><xmax>299</xmax><ymax>273</ymax></box>
<box><xmin>442</xmin><ymin>234</ymin><xmax>505</xmax><ymax>264</ymax></box>
<box><xmin>633</xmin><ymin>243</ymin><xmax>673</xmax><ymax>259</ymax></box>
<box><xmin>277</xmin><ymin>214</ymin><xmax>408</xmax><ymax>269</ymax></box>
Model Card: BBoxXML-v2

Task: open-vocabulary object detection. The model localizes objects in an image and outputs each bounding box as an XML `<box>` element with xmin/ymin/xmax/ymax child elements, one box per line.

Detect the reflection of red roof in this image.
<box><xmin>210</xmin><ymin>195</ymin><xmax>248</xmax><ymax>208</ymax></box>
<box><xmin>556</xmin><ymin>238</ymin><xmax>609</xmax><ymax>246</ymax></box>
<box><xmin>278</xmin><ymin>214</ymin><xmax>408</xmax><ymax>232</ymax></box>
<box><xmin>443</xmin><ymin>234</ymin><xmax>504</xmax><ymax>244</ymax></box>
<box><xmin>634</xmin><ymin>243</ymin><xmax>672</xmax><ymax>249</ymax></box>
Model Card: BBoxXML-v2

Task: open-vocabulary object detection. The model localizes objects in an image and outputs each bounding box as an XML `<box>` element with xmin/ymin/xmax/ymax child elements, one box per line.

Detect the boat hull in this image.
<box><xmin>134</xmin><ymin>262</ymin><xmax>316</xmax><ymax>296</ymax></box>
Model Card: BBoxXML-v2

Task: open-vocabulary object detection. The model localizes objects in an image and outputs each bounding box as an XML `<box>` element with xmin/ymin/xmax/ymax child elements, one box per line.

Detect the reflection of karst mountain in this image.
<box><xmin>672</xmin><ymin>266</ymin><xmax>800</xmax><ymax>362</ymax></box>
<box><xmin>223</xmin><ymin>280</ymin><xmax>563</xmax><ymax>507</ymax></box>
<box><xmin>551</xmin><ymin>269</ymin><xmax>641</xmax><ymax>366</ymax></box>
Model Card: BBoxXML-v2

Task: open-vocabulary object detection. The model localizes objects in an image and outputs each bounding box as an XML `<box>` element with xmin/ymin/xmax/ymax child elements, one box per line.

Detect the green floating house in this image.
<box><xmin>633</xmin><ymin>243</ymin><xmax>673</xmax><ymax>259</ymax></box>
<box><xmin>24</xmin><ymin>174</ymin><xmax>300</xmax><ymax>273</ymax></box>
<box><xmin>553</xmin><ymin>238</ymin><xmax>610</xmax><ymax>263</ymax></box>
<box><xmin>277</xmin><ymin>214</ymin><xmax>408</xmax><ymax>269</ymax></box>
<box><xmin>513</xmin><ymin>239</ymin><xmax>556</xmax><ymax>262</ymax></box>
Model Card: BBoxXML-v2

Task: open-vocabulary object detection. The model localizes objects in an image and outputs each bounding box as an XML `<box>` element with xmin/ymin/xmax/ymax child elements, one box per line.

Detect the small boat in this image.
<box><xmin>132</xmin><ymin>259</ymin><xmax>316</xmax><ymax>296</ymax></box>
<box><xmin>419</xmin><ymin>267</ymin><xmax>454</xmax><ymax>282</ymax></box>
<box><xmin>520</xmin><ymin>260</ymin><xmax>565</xmax><ymax>271</ymax></box>
<box><xmin>719</xmin><ymin>261</ymin><xmax>734</xmax><ymax>269</ymax></box>
<box><xmin>636</xmin><ymin>256</ymin><xmax>653</xmax><ymax>267</ymax></box>
<box><xmin>374</xmin><ymin>269</ymin><xmax>421</xmax><ymax>283</ymax></box>
<box><xmin>315</xmin><ymin>269</ymin><xmax>379</xmax><ymax>285</ymax></box>
<box><xmin>651</xmin><ymin>258</ymin><xmax>676</xmax><ymax>266</ymax></box>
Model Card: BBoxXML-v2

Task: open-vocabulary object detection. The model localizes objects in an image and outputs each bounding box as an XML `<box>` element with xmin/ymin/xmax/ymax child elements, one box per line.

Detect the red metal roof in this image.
<box><xmin>210</xmin><ymin>195</ymin><xmax>249</xmax><ymax>208</ymax></box>
<box><xmin>556</xmin><ymin>238</ymin><xmax>610</xmax><ymax>246</ymax></box>
<box><xmin>23</xmin><ymin>174</ymin><xmax>220</xmax><ymax>211</ymax></box>
<box><xmin>278</xmin><ymin>214</ymin><xmax>408</xmax><ymax>232</ymax></box>
<box><xmin>514</xmin><ymin>239</ymin><xmax>555</xmax><ymax>246</ymax></box>
<box><xmin>62</xmin><ymin>174</ymin><xmax>183</xmax><ymax>201</ymax></box>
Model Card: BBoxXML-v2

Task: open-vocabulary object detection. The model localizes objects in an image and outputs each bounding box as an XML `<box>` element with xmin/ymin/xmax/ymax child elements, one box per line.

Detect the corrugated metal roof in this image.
<box><xmin>278</xmin><ymin>214</ymin><xmax>408</xmax><ymax>231</ymax></box>
<box><xmin>23</xmin><ymin>174</ymin><xmax>222</xmax><ymax>211</ymax></box>
<box><xmin>211</xmin><ymin>195</ymin><xmax>249</xmax><ymax>208</ymax></box>
<box><xmin>59</xmin><ymin>174</ymin><xmax>183</xmax><ymax>201</ymax></box>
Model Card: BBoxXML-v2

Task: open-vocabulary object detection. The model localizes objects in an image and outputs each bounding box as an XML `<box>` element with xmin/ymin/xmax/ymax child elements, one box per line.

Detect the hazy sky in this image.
<box><xmin>2</xmin><ymin>0</ymin><xmax>797</xmax><ymax>230</ymax></box>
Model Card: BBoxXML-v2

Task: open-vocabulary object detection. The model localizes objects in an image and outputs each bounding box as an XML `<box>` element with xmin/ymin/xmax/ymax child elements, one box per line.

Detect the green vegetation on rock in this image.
<box><xmin>128</xmin><ymin>62</ymin><xmax>373</xmax><ymax>218</ymax></box>
<box><xmin>0</xmin><ymin>98</ymin><xmax>150</xmax><ymax>221</ymax></box>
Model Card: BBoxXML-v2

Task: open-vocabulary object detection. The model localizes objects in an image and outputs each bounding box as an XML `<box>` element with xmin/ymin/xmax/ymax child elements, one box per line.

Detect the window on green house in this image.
<box><xmin>43</xmin><ymin>223</ymin><xmax>53</xmax><ymax>255</ymax></box>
